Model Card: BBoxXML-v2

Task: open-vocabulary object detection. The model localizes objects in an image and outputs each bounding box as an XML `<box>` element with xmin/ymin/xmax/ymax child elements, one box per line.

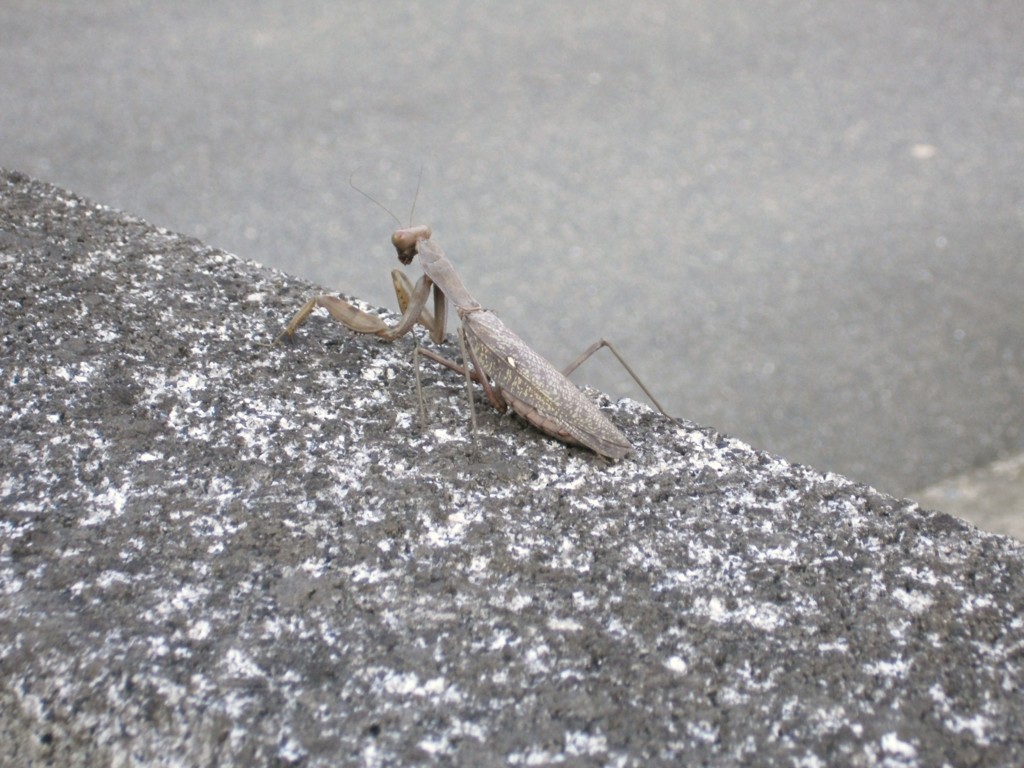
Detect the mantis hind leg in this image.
<box><xmin>562</xmin><ymin>340</ymin><xmax>680</xmax><ymax>427</ymax></box>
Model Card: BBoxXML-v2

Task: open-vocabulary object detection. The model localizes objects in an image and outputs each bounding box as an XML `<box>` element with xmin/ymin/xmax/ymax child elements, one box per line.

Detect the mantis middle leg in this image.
<box><xmin>274</xmin><ymin>269</ymin><xmax>446</xmax><ymax>345</ymax></box>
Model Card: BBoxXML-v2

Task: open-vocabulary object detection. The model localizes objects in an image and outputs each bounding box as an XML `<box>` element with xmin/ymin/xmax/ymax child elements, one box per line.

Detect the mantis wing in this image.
<box><xmin>463</xmin><ymin>310</ymin><xmax>631</xmax><ymax>460</ymax></box>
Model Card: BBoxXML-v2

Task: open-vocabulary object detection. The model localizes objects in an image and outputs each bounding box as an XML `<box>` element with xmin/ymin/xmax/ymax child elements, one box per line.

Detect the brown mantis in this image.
<box><xmin>277</xmin><ymin>214</ymin><xmax>677</xmax><ymax>461</ymax></box>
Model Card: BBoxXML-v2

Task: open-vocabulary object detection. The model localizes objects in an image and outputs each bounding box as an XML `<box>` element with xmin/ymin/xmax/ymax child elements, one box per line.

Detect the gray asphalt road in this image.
<box><xmin>2</xmin><ymin>1</ymin><xmax>1022</xmax><ymax>497</ymax></box>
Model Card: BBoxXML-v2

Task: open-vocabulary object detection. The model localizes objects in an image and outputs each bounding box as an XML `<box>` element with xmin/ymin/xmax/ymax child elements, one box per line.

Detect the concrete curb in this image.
<box><xmin>3</xmin><ymin>169</ymin><xmax>1023</xmax><ymax>765</ymax></box>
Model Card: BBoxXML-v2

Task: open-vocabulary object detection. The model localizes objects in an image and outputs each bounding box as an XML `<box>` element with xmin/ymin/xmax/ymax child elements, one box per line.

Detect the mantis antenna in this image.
<box><xmin>348</xmin><ymin>170</ymin><xmax>402</xmax><ymax>226</ymax></box>
<box><xmin>348</xmin><ymin>165</ymin><xmax>424</xmax><ymax>228</ymax></box>
<box><xmin>407</xmin><ymin>164</ymin><xmax>424</xmax><ymax>225</ymax></box>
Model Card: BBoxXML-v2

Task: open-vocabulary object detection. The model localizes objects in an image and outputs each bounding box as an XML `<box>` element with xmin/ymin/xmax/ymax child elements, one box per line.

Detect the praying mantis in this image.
<box><xmin>277</xmin><ymin>210</ymin><xmax>677</xmax><ymax>460</ymax></box>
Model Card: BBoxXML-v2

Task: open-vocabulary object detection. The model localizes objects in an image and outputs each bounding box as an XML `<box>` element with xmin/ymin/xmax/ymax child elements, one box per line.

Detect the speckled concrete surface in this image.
<box><xmin>3</xmin><ymin>170</ymin><xmax>1024</xmax><ymax>766</ymax></box>
<box><xmin>3</xmin><ymin>2</ymin><xmax>1024</xmax><ymax>499</ymax></box>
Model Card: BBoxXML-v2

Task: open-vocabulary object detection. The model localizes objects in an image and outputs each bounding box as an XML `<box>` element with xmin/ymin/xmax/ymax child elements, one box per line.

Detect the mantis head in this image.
<box><xmin>391</xmin><ymin>225</ymin><xmax>432</xmax><ymax>265</ymax></box>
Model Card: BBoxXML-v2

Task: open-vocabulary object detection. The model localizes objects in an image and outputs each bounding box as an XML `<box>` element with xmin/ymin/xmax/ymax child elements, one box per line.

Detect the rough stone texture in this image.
<box><xmin>2</xmin><ymin>169</ymin><xmax>1024</xmax><ymax>766</ymax></box>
